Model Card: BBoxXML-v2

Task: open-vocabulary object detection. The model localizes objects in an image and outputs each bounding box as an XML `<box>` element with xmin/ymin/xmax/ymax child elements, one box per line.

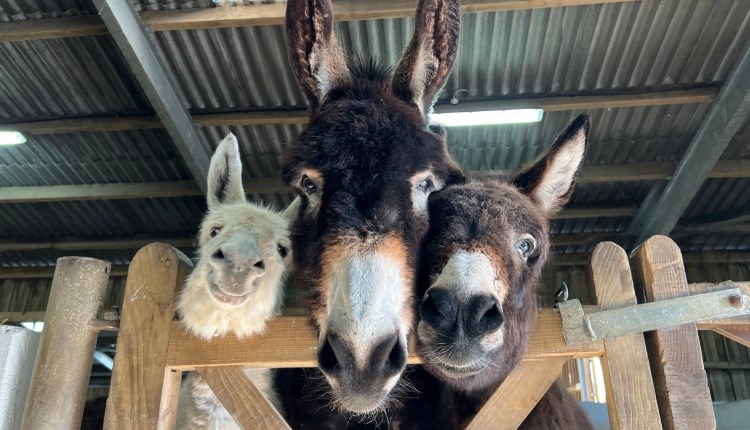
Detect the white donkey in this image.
<box><xmin>176</xmin><ymin>133</ymin><xmax>297</xmax><ymax>429</ymax></box>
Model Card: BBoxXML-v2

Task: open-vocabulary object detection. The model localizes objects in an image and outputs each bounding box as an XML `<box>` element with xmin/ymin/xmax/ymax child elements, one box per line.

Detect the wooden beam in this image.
<box><xmin>3</xmin><ymin>159</ymin><xmax>747</xmax><ymax>204</ymax></box>
<box><xmin>166</xmin><ymin>311</ymin><xmax>604</xmax><ymax>370</ymax></box>
<box><xmin>550</xmin><ymin>251</ymin><xmax>750</xmax><ymax>267</ymax></box>
<box><xmin>674</xmin><ymin>210</ymin><xmax>750</xmax><ymax>238</ymax></box>
<box><xmin>466</xmin><ymin>357</ymin><xmax>569</xmax><ymax>430</ymax></box>
<box><xmin>0</xmin><ymin>311</ymin><xmax>47</xmax><ymax>323</ymax></box>
<box><xmin>0</xmin><ymin>266</ymin><xmax>128</xmax><ymax>279</ymax></box>
<box><xmin>0</xmin><ymin>87</ymin><xmax>717</xmax><ymax>135</ymax></box>
<box><xmin>9</xmin><ymin>211</ymin><xmax>750</xmax><ymax>252</ymax></box>
<box><xmin>197</xmin><ymin>366</ymin><xmax>290</xmax><ymax>430</ymax></box>
<box><xmin>1</xmin><ymin>0</ymin><xmax>639</xmax><ymax>42</ymax></box>
<box><xmin>95</xmin><ymin>0</ymin><xmax>211</xmax><ymax>194</ymax></box>
<box><xmin>632</xmin><ymin>40</ymin><xmax>750</xmax><ymax>243</ymax></box>
<box><xmin>0</xmin><ymin>178</ymin><xmax>287</xmax><ymax>203</ymax></box>
<box><xmin>555</xmin><ymin>205</ymin><xmax>637</xmax><ymax>220</ymax></box>
<box><xmin>0</xmin><ymin>236</ymin><xmax>195</xmax><ymax>252</ymax></box>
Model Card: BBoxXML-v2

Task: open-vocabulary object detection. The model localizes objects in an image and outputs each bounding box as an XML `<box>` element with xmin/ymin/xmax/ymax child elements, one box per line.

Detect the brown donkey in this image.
<box><xmin>282</xmin><ymin>0</ymin><xmax>464</xmax><ymax>416</ymax></box>
<box><xmin>417</xmin><ymin>115</ymin><xmax>594</xmax><ymax>428</ymax></box>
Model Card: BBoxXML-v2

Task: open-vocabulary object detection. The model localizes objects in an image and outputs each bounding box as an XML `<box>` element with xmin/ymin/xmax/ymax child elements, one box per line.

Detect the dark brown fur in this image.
<box><xmin>417</xmin><ymin>115</ymin><xmax>594</xmax><ymax>429</ymax></box>
<box><xmin>283</xmin><ymin>0</ymin><xmax>463</xmax><ymax>417</ymax></box>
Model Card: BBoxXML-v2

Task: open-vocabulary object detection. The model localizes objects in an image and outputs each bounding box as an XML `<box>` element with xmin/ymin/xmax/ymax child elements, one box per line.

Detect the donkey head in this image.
<box><xmin>284</xmin><ymin>0</ymin><xmax>462</xmax><ymax>414</ymax></box>
<box><xmin>179</xmin><ymin>134</ymin><xmax>296</xmax><ymax>340</ymax></box>
<box><xmin>417</xmin><ymin>115</ymin><xmax>590</xmax><ymax>393</ymax></box>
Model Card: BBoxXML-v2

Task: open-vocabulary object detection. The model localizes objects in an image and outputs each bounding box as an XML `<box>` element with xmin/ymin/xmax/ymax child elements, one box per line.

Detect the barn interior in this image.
<box><xmin>1</xmin><ymin>0</ymin><xmax>749</xmax><ymax>422</ymax></box>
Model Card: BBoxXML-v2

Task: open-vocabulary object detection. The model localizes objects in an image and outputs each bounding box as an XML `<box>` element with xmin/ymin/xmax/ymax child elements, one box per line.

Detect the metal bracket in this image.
<box><xmin>559</xmin><ymin>287</ymin><xmax>750</xmax><ymax>345</ymax></box>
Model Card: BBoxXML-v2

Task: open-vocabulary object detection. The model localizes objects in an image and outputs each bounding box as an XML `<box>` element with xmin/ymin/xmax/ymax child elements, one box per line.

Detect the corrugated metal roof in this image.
<box><xmin>0</xmin><ymin>129</ymin><xmax>191</xmax><ymax>186</ymax></box>
<box><xmin>1</xmin><ymin>0</ymin><xmax>750</xmax><ymax>266</ymax></box>
<box><xmin>0</xmin><ymin>36</ymin><xmax>151</xmax><ymax>119</ymax></box>
<box><xmin>0</xmin><ymin>197</ymin><xmax>204</xmax><ymax>238</ymax></box>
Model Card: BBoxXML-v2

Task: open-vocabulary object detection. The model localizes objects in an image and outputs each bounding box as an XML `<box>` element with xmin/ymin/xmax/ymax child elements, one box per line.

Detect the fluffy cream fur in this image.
<box><xmin>175</xmin><ymin>133</ymin><xmax>297</xmax><ymax>429</ymax></box>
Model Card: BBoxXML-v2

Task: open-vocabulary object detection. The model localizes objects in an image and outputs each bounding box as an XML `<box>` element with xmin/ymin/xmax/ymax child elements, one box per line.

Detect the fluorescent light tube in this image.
<box><xmin>0</xmin><ymin>131</ymin><xmax>27</xmax><ymax>145</ymax></box>
<box><xmin>431</xmin><ymin>109</ymin><xmax>544</xmax><ymax>127</ymax></box>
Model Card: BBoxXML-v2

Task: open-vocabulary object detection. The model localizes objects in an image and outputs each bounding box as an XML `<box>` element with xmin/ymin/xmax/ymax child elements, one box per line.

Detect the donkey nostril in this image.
<box><xmin>318</xmin><ymin>334</ymin><xmax>343</xmax><ymax>375</ymax></box>
<box><xmin>254</xmin><ymin>260</ymin><xmax>265</xmax><ymax>269</ymax></box>
<box><xmin>212</xmin><ymin>248</ymin><xmax>224</xmax><ymax>260</ymax></box>
<box><xmin>419</xmin><ymin>288</ymin><xmax>456</xmax><ymax>331</ymax></box>
<box><xmin>385</xmin><ymin>338</ymin><xmax>406</xmax><ymax>375</ymax></box>
<box><xmin>466</xmin><ymin>295</ymin><xmax>504</xmax><ymax>338</ymax></box>
<box><xmin>480</xmin><ymin>303</ymin><xmax>503</xmax><ymax>332</ymax></box>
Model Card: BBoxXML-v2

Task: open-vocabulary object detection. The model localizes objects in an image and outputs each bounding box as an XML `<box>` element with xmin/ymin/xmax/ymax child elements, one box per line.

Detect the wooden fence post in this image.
<box><xmin>631</xmin><ymin>235</ymin><xmax>716</xmax><ymax>430</ymax></box>
<box><xmin>588</xmin><ymin>242</ymin><xmax>661</xmax><ymax>430</ymax></box>
<box><xmin>104</xmin><ymin>243</ymin><xmax>192</xmax><ymax>430</ymax></box>
<box><xmin>21</xmin><ymin>257</ymin><xmax>111</xmax><ymax>430</ymax></box>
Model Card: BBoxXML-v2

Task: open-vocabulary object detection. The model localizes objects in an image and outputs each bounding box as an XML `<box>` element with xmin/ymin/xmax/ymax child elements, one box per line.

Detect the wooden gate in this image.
<box><xmin>20</xmin><ymin>236</ymin><xmax>750</xmax><ymax>429</ymax></box>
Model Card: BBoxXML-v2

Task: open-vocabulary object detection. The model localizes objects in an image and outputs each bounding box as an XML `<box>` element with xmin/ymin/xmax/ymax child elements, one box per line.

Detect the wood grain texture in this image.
<box><xmin>711</xmin><ymin>326</ymin><xmax>750</xmax><ymax>348</ymax></box>
<box><xmin>0</xmin><ymin>0</ymin><xmax>639</xmax><ymax>42</ymax></box>
<box><xmin>166</xmin><ymin>311</ymin><xmax>604</xmax><ymax>370</ymax></box>
<box><xmin>631</xmin><ymin>235</ymin><xmax>716</xmax><ymax>430</ymax></box>
<box><xmin>466</xmin><ymin>357</ymin><xmax>568</xmax><ymax>430</ymax></box>
<box><xmin>156</xmin><ymin>369</ymin><xmax>182</xmax><ymax>430</ymax></box>
<box><xmin>197</xmin><ymin>366</ymin><xmax>290</xmax><ymax>430</ymax></box>
<box><xmin>103</xmin><ymin>244</ymin><xmax>193</xmax><ymax>430</ymax></box>
<box><xmin>588</xmin><ymin>242</ymin><xmax>661</xmax><ymax>430</ymax></box>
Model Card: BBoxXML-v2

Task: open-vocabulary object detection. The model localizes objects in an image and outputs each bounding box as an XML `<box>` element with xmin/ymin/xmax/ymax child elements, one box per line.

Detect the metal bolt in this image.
<box><xmin>729</xmin><ymin>294</ymin><xmax>744</xmax><ymax>309</ymax></box>
<box><xmin>100</xmin><ymin>306</ymin><xmax>121</xmax><ymax>321</ymax></box>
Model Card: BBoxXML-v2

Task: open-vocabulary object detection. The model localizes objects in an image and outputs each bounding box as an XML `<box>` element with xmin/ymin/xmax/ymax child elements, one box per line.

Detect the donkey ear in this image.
<box><xmin>286</xmin><ymin>0</ymin><xmax>350</xmax><ymax>111</ymax></box>
<box><xmin>513</xmin><ymin>115</ymin><xmax>590</xmax><ymax>216</ymax></box>
<box><xmin>207</xmin><ymin>133</ymin><xmax>246</xmax><ymax>209</ymax></box>
<box><xmin>392</xmin><ymin>0</ymin><xmax>460</xmax><ymax>116</ymax></box>
<box><xmin>280</xmin><ymin>197</ymin><xmax>301</xmax><ymax>223</ymax></box>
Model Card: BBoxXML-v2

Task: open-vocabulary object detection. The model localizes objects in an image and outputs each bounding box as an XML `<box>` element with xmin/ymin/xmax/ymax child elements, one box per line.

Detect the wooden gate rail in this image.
<box><xmin>16</xmin><ymin>237</ymin><xmax>737</xmax><ymax>430</ymax></box>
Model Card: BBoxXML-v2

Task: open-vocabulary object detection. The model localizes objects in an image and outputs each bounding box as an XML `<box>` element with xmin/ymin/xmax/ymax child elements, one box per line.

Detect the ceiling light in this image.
<box><xmin>430</xmin><ymin>109</ymin><xmax>544</xmax><ymax>127</ymax></box>
<box><xmin>0</xmin><ymin>131</ymin><xmax>27</xmax><ymax>145</ymax></box>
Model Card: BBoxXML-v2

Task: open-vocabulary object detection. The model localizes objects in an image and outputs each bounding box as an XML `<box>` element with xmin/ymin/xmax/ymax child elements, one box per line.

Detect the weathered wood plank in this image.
<box><xmin>466</xmin><ymin>357</ymin><xmax>568</xmax><ymax>430</ymax></box>
<box><xmin>156</xmin><ymin>368</ymin><xmax>182</xmax><ymax>430</ymax></box>
<box><xmin>166</xmin><ymin>311</ymin><xmax>603</xmax><ymax>370</ymax></box>
<box><xmin>197</xmin><ymin>366</ymin><xmax>290</xmax><ymax>430</ymax></box>
<box><xmin>711</xmin><ymin>325</ymin><xmax>750</xmax><ymax>349</ymax></box>
<box><xmin>103</xmin><ymin>243</ymin><xmax>193</xmax><ymax>430</ymax></box>
<box><xmin>588</xmin><ymin>242</ymin><xmax>661</xmax><ymax>430</ymax></box>
<box><xmin>631</xmin><ymin>235</ymin><xmax>716</xmax><ymax>430</ymax></box>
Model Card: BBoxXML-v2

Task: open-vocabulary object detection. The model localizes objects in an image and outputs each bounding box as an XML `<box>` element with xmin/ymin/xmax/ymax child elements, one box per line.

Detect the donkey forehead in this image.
<box><xmin>429</xmin><ymin>183</ymin><xmax>547</xmax><ymax>244</ymax></box>
<box><xmin>203</xmin><ymin>205</ymin><xmax>287</xmax><ymax>237</ymax></box>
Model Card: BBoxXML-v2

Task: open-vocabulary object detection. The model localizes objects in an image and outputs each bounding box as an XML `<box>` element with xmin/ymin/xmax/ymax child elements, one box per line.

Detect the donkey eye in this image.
<box><xmin>301</xmin><ymin>175</ymin><xmax>318</xmax><ymax>194</ymax></box>
<box><xmin>277</xmin><ymin>244</ymin><xmax>289</xmax><ymax>258</ymax></box>
<box><xmin>515</xmin><ymin>238</ymin><xmax>535</xmax><ymax>259</ymax></box>
<box><xmin>417</xmin><ymin>178</ymin><xmax>434</xmax><ymax>191</ymax></box>
<box><xmin>209</xmin><ymin>227</ymin><xmax>222</xmax><ymax>238</ymax></box>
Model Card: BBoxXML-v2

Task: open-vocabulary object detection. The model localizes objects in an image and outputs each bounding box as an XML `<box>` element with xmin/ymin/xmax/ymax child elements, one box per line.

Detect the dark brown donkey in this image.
<box><xmin>283</xmin><ymin>0</ymin><xmax>463</xmax><ymax>416</ymax></box>
<box><xmin>417</xmin><ymin>115</ymin><xmax>594</xmax><ymax>428</ymax></box>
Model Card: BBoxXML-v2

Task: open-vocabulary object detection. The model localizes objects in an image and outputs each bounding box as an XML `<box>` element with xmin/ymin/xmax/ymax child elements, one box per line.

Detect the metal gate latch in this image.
<box><xmin>558</xmin><ymin>287</ymin><xmax>750</xmax><ymax>345</ymax></box>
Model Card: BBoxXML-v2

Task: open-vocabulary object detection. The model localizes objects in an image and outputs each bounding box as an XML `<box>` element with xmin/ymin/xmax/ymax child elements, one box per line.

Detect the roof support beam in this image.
<box><xmin>0</xmin><ymin>0</ymin><xmax>639</xmax><ymax>43</ymax></box>
<box><xmin>2</xmin><ymin>160</ymin><xmax>749</xmax><ymax>204</ymax></box>
<box><xmin>0</xmin><ymin>87</ymin><xmax>718</xmax><ymax>135</ymax></box>
<box><xmin>0</xmin><ymin>235</ymin><xmax>194</xmax><ymax>252</ymax></box>
<box><xmin>631</xmin><ymin>42</ymin><xmax>750</xmax><ymax>244</ymax></box>
<box><xmin>94</xmin><ymin>0</ymin><xmax>210</xmax><ymax>194</ymax></box>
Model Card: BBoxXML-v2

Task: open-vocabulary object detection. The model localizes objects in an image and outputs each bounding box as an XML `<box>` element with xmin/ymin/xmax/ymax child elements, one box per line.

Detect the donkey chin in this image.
<box><xmin>206</xmin><ymin>268</ymin><xmax>263</xmax><ymax>309</ymax></box>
